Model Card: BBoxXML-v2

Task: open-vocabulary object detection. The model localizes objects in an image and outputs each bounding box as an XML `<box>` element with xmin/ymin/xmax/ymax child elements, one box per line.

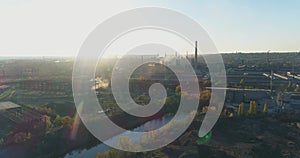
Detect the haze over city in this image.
<box><xmin>0</xmin><ymin>0</ymin><xmax>299</xmax><ymax>56</ymax></box>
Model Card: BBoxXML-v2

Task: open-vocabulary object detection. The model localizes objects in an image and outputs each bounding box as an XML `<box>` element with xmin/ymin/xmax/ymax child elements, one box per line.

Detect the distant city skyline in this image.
<box><xmin>0</xmin><ymin>0</ymin><xmax>299</xmax><ymax>56</ymax></box>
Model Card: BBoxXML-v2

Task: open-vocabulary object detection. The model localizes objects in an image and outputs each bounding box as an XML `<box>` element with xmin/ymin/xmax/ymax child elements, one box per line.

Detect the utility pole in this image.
<box><xmin>194</xmin><ymin>41</ymin><xmax>198</xmax><ymax>69</ymax></box>
<box><xmin>267</xmin><ymin>50</ymin><xmax>273</xmax><ymax>93</ymax></box>
<box><xmin>292</xmin><ymin>52</ymin><xmax>297</xmax><ymax>74</ymax></box>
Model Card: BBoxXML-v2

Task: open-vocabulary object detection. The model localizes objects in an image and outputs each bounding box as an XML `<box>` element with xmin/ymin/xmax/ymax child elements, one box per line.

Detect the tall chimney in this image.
<box><xmin>194</xmin><ymin>41</ymin><xmax>198</xmax><ymax>68</ymax></box>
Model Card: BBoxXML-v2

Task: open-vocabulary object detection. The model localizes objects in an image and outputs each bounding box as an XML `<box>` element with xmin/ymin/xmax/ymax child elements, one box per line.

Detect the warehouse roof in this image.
<box><xmin>0</xmin><ymin>101</ymin><xmax>21</xmax><ymax>111</ymax></box>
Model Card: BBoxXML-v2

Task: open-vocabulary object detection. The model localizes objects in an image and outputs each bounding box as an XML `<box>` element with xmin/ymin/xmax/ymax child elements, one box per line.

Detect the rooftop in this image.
<box><xmin>0</xmin><ymin>101</ymin><xmax>21</xmax><ymax>111</ymax></box>
<box><xmin>0</xmin><ymin>85</ymin><xmax>10</xmax><ymax>90</ymax></box>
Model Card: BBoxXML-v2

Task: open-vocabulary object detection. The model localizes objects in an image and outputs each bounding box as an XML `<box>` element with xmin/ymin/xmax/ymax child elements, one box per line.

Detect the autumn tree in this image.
<box><xmin>117</xmin><ymin>136</ymin><xmax>136</xmax><ymax>151</ymax></box>
<box><xmin>240</xmin><ymin>78</ymin><xmax>245</xmax><ymax>87</ymax></box>
<box><xmin>222</xmin><ymin>108</ymin><xmax>227</xmax><ymax>116</ymax></box>
<box><xmin>139</xmin><ymin>76</ymin><xmax>145</xmax><ymax>81</ymax></box>
<box><xmin>175</xmin><ymin>85</ymin><xmax>181</xmax><ymax>95</ymax></box>
<box><xmin>248</xmin><ymin>101</ymin><xmax>253</xmax><ymax>114</ymax></box>
<box><xmin>248</xmin><ymin>101</ymin><xmax>257</xmax><ymax>115</ymax></box>
<box><xmin>253</xmin><ymin>101</ymin><xmax>257</xmax><ymax>114</ymax></box>
<box><xmin>200</xmin><ymin>90</ymin><xmax>211</xmax><ymax>106</ymax></box>
<box><xmin>200</xmin><ymin>90</ymin><xmax>211</xmax><ymax>101</ymax></box>
<box><xmin>202</xmin><ymin>106</ymin><xmax>208</xmax><ymax>113</ymax></box>
<box><xmin>202</xmin><ymin>80</ymin><xmax>211</xmax><ymax>88</ymax></box>
<box><xmin>238</xmin><ymin>102</ymin><xmax>245</xmax><ymax>116</ymax></box>
<box><xmin>263</xmin><ymin>103</ymin><xmax>268</xmax><ymax>113</ymax></box>
<box><xmin>53</xmin><ymin>115</ymin><xmax>73</xmax><ymax>127</ymax></box>
<box><xmin>41</xmin><ymin>115</ymin><xmax>52</xmax><ymax>131</ymax></box>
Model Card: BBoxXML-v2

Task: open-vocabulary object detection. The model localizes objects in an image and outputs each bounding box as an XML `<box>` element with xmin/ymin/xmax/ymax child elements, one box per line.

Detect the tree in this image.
<box><xmin>10</xmin><ymin>132</ymin><xmax>31</xmax><ymax>144</ymax></box>
<box><xmin>248</xmin><ymin>101</ymin><xmax>253</xmax><ymax>114</ymax></box>
<box><xmin>240</xmin><ymin>78</ymin><xmax>245</xmax><ymax>87</ymax></box>
<box><xmin>0</xmin><ymin>138</ymin><xmax>4</xmax><ymax>145</ymax></box>
<box><xmin>175</xmin><ymin>85</ymin><xmax>181</xmax><ymax>95</ymax></box>
<box><xmin>165</xmin><ymin>95</ymin><xmax>180</xmax><ymax>112</ymax></box>
<box><xmin>294</xmin><ymin>86</ymin><xmax>300</xmax><ymax>92</ymax></box>
<box><xmin>263</xmin><ymin>103</ymin><xmax>268</xmax><ymax>113</ymax></box>
<box><xmin>53</xmin><ymin>115</ymin><xmax>73</xmax><ymax>127</ymax></box>
<box><xmin>202</xmin><ymin>106</ymin><xmax>208</xmax><ymax>113</ymax></box>
<box><xmin>241</xmin><ymin>102</ymin><xmax>245</xmax><ymax>115</ymax></box>
<box><xmin>118</xmin><ymin>136</ymin><xmax>133</xmax><ymax>151</ymax></box>
<box><xmin>248</xmin><ymin>101</ymin><xmax>257</xmax><ymax>115</ymax></box>
<box><xmin>202</xmin><ymin>80</ymin><xmax>211</xmax><ymax>88</ymax></box>
<box><xmin>286</xmin><ymin>81</ymin><xmax>293</xmax><ymax>91</ymax></box>
<box><xmin>60</xmin><ymin>116</ymin><xmax>73</xmax><ymax>127</ymax></box>
<box><xmin>222</xmin><ymin>108</ymin><xmax>227</xmax><ymax>116</ymax></box>
<box><xmin>253</xmin><ymin>101</ymin><xmax>257</xmax><ymax>114</ymax></box>
<box><xmin>238</xmin><ymin>102</ymin><xmax>245</xmax><ymax>116</ymax></box>
<box><xmin>139</xmin><ymin>76</ymin><xmax>145</xmax><ymax>81</ymax></box>
<box><xmin>53</xmin><ymin>115</ymin><xmax>61</xmax><ymax>126</ymax></box>
<box><xmin>200</xmin><ymin>90</ymin><xmax>211</xmax><ymax>101</ymax></box>
<box><xmin>41</xmin><ymin>115</ymin><xmax>52</xmax><ymax>130</ymax></box>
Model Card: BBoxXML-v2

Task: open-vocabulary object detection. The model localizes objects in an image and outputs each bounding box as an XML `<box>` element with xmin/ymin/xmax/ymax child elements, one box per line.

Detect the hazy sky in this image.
<box><xmin>0</xmin><ymin>0</ymin><xmax>299</xmax><ymax>56</ymax></box>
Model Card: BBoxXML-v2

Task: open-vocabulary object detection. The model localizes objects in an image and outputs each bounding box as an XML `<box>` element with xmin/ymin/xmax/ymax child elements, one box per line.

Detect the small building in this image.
<box><xmin>226</xmin><ymin>89</ymin><xmax>271</xmax><ymax>104</ymax></box>
<box><xmin>289</xmin><ymin>94</ymin><xmax>300</xmax><ymax>107</ymax></box>
<box><xmin>0</xmin><ymin>101</ymin><xmax>41</xmax><ymax>123</ymax></box>
<box><xmin>0</xmin><ymin>101</ymin><xmax>22</xmax><ymax>123</ymax></box>
<box><xmin>0</xmin><ymin>101</ymin><xmax>21</xmax><ymax>111</ymax></box>
<box><xmin>0</xmin><ymin>85</ymin><xmax>10</xmax><ymax>93</ymax></box>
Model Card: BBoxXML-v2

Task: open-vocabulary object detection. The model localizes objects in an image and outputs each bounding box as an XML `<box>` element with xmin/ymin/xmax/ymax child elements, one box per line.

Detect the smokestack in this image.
<box><xmin>141</xmin><ymin>55</ymin><xmax>143</xmax><ymax>64</ymax></box>
<box><xmin>194</xmin><ymin>41</ymin><xmax>198</xmax><ymax>68</ymax></box>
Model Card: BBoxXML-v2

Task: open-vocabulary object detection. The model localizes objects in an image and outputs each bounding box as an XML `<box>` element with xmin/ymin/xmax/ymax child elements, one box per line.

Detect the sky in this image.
<box><xmin>0</xmin><ymin>0</ymin><xmax>299</xmax><ymax>56</ymax></box>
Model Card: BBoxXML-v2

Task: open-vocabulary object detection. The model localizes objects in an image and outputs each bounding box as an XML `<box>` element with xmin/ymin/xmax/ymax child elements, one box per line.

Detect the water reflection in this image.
<box><xmin>65</xmin><ymin>115</ymin><xmax>172</xmax><ymax>158</ymax></box>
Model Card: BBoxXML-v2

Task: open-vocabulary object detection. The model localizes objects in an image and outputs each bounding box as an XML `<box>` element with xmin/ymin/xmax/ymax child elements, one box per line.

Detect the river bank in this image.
<box><xmin>65</xmin><ymin>114</ymin><xmax>173</xmax><ymax>158</ymax></box>
<box><xmin>0</xmin><ymin>110</ymin><xmax>167</xmax><ymax>158</ymax></box>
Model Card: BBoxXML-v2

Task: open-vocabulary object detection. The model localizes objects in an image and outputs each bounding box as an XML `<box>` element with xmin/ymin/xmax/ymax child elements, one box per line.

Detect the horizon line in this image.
<box><xmin>1</xmin><ymin>50</ymin><xmax>300</xmax><ymax>57</ymax></box>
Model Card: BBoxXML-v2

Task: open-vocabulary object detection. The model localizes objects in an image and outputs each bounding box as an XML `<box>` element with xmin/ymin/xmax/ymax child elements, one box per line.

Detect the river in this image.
<box><xmin>64</xmin><ymin>115</ymin><xmax>173</xmax><ymax>158</ymax></box>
